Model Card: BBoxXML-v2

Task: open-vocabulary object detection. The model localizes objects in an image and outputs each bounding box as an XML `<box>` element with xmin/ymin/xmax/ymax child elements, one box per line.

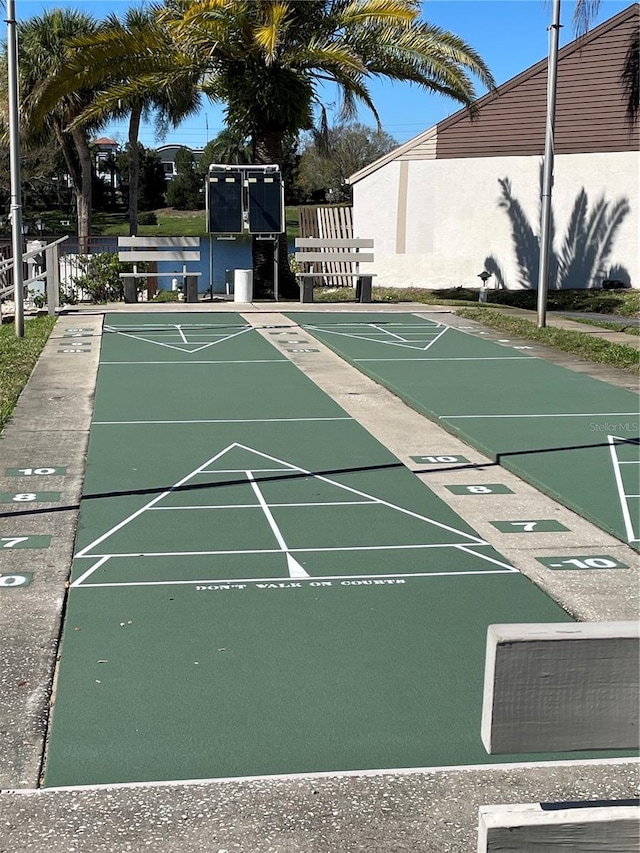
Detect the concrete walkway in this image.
<box><xmin>486</xmin><ymin>304</ymin><xmax>640</xmax><ymax>350</ymax></box>
<box><xmin>556</xmin><ymin>310</ymin><xmax>640</xmax><ymax>328</ymax></box>
<box><xmin>0</xmin><ymin>301</ymin><xmax>637</xmax><ymax>852</ymax></box>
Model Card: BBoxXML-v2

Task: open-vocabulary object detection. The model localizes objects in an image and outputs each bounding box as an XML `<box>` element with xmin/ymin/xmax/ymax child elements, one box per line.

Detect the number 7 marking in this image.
<box><xmin>511</xmin><ymin>521</ymin><xmax>537</xmax><ymax>532</ymax></box>
<box><xmin>1</xmin><ymin>537</ymin><xmax>29</xmax><ymax>548</ymax></box>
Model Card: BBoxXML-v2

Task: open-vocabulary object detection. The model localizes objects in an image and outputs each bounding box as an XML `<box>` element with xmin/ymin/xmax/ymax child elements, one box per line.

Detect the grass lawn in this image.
<box><xmin>454</xmin><ymin>307</ymin><xmax>639</xmax><ymax>374</ymax></box>
<box><xmin>91</xmin><ymin>206</ymin><xmax>300</xmax><ymax>238</ymax></box>
<box><xmin>0</xmin><ymin>315</ymin><xmax>57</xmax><ymax>431</ymax></box>
<box><xmin>314</xmin><ymin>285</ymin><xmax>640</xmax><ymax>316</ymax></box>
<box><xmin>565</xmin><ymin>316</ymin><xmax>640</xmax><ymax>336</ymax></box>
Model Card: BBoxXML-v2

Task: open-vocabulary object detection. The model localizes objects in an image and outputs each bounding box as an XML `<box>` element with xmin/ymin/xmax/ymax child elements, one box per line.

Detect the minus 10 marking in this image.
<box><xmin>537</xmin><ymin>555</ymin><xmax>628</xmax><ymax>570</ymax></box>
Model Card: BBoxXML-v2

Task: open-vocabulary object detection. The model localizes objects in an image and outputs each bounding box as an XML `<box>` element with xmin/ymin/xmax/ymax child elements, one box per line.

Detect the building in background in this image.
<box><xmin>348</xmin><ymin>4</ymin><xmax>639</xmax><ymax>291</ymax></box>
<box><xmin>156</xmin><ymin>144</ymin><xmax>204</xmax><ymax>181</ymax></box>
<box><xmin>93</xmin><ymin>136</ymin><xmax>120</xmax><ymax>191</ymax></box>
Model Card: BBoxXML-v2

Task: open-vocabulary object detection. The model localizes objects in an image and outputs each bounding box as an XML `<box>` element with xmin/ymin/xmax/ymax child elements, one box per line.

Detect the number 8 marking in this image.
<box><xmin>13</xmin><ymin>493</ymin><xmax>37</xmax><ymax>502</ymax></box>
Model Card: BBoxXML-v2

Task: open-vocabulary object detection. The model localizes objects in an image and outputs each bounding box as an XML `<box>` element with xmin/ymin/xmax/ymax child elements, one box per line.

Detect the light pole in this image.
<box><xmin>6</xmin><ymin>0</ymin><xmax>25</xmax><ymax>337</ymax></box>
<box><xmin>537</xmin><ymin>0</ymin><xmax>562</xmax><ymax>328</ymax></box>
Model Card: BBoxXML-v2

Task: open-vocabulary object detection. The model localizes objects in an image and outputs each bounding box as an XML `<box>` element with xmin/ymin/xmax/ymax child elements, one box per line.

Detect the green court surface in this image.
<box><xmin>43</xmin><ymin>314</ymin><xmax>627</xmax><ymax>788</ymax></box>
<box><xmin>288</xmin><ymin>313</ymin><xmax>640</xmax><ymax>549</ymax></box>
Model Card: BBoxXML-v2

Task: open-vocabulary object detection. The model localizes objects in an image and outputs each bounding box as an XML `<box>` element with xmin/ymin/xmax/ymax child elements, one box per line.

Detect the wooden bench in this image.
<box><xmin>478</xmin><ymin>621</ymin><xmax>640</xmax><ymax>852</ymax></box>
<box><xmin>294</xmin><ymin>237</ymin><xmax>375</xmax><ymax>303</ymax></box>
<box><xmin>479</xmin><ymin>801</ymin><xmax>640</xmax><ymax>852</ymax></box>
<box><xmin>481</xmin><ymin>621</ymin><xmax>639</xmax><ymax>754</ymax></box>
<box><xmin>118</xmin><ymin>236</ymin><xmax>201</xmax><ymax>303</ymax></box>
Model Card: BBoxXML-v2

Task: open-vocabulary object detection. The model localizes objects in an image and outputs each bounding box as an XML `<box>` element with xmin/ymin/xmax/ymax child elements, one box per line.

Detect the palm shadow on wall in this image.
<box><xmin>485</xmin><ymin>164</ymin><xmax>631</xmax><ymax>289</ymax></box>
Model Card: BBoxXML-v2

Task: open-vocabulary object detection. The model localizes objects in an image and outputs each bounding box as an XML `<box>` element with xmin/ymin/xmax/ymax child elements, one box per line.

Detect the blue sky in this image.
<box><xmin>10</xmin><ymin>0</ymin><xmax>634</xmax><ymax>148</ymax></box>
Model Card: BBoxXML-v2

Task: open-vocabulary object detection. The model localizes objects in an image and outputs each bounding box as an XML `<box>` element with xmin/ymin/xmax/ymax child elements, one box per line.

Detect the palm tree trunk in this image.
<box><xmin>128</xmin><ymin>101</ymin><xmax>142</xmax><ymax>236</ymax></box>
<box><xmin>71</xmin><ymin>126</ymin><xmax>92</xmax><ymax>254</ymax></box>
<box><xmin>54</xmin><ymin>124</ymin><xmax>83</xmax><ymax>241</ymax></box>
<box><xmin>252</xmin><ymin>130</ymin><xmax>297</xmax><ymax>300</ymax></box>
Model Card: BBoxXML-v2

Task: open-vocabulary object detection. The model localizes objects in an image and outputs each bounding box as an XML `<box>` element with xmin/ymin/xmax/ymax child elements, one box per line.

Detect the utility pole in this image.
<box><xmin>537</xmin><ymin>0</ymin><xmax>562</xmax><ymax>328</ymax></box>
<box><xmin>6</xmin><ymin>0</ymin><xmax>25</xmax><ymax>337</ymax></box>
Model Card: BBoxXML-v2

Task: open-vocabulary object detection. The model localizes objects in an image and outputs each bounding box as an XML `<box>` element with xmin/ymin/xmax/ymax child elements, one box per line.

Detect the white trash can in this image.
<box><xmin>234</xmin><ymin>269</ymin><xmax>253</xmax><ymax>303</ymax></box>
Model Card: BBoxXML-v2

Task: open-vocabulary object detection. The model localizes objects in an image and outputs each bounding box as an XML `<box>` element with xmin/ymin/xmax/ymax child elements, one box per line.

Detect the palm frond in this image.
<box><xmin>253</xmin><ymin>2</ymin><xmax>292</xmax><ymax>62</ymax></box>
<box><xmin>572</xmin><ymin>0</ymin><xmax>601</xmax><ymax>38</ymax></box>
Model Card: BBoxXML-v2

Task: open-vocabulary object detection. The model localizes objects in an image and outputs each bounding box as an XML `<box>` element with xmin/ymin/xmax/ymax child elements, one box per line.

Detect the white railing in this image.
<box><xmin>0</xmin><ymin>235</ymin><xmax>68</xmax><ymax>320</ymax></box>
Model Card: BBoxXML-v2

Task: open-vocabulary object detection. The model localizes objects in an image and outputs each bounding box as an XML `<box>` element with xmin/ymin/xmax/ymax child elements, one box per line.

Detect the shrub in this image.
<box><xmin>150</xmin><ymin>288</ymin><xmax>180</xmax><ymax>303</ymax></box>
<box><xmin>138</xmin><ymin>211</ymin><xmax>158</xmax><ymax>226</ymax></box>
<box><xmin>70</xmin><ymin>252</ymin><xmax>126</xmax><ymax>303</ymax></box>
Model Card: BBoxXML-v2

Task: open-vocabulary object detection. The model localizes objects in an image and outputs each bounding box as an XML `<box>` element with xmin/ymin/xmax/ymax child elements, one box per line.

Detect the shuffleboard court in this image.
<box><xmin>43</xmin><ymin>313</ymin><xmax>628</xmax><ymax>788</ymax></box>
<box><xmin>287</xmin><ymin>313</ymin><xmax>640</xmax><ymax>549</ymax></box>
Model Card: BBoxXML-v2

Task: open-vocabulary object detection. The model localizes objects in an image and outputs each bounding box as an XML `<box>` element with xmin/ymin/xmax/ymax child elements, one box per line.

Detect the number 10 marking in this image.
<box><xmin>537</xmin><ymin>555</ymin><xmax>628</xmax><ymax>570</ymax></box>
<box><xmin>5</xmin><ymin>467</ymin><xmax>66</xmax><ymax>477</ymax></box>
<box><xmin>0</xmin><ymin>573</ymin><xmax>33</xmax><ymax>587</ymax></box>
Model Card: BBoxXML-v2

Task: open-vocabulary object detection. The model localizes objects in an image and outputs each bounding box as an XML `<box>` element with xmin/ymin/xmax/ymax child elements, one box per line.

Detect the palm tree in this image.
<box><xmin>36</xmin><ymin>0</ymin><xmax>495</xmax><ymax>298</ymax></box>
<box><xmin>163</xmin><ymin>0</ymin><xmax>496</xmax><ymax>296</ymax></box>
<box><xmin>200</xmin><ymin>128</ymin><xmax>252</xmax><ymax>168</ymax></box>
<box><xmin>31</xmin><ymin>6</ymin><xmax>202</xmax><ymax>236</ymax></box>
<box><xmin>15</xmin><ymin>10</ymin><xmax>105</xmax><ymax>253</ymax></box>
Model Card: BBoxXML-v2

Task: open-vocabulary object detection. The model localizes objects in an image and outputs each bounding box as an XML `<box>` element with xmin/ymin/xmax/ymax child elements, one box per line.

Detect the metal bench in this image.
<box><xmin>478</xmin><ymin>621</ymin><xmax>640</xmax><ymax>852</ymax></box>
<box><xmin>118</xmin><ymin>236</ymin><xmax>201</xmax><ymax>303</ymax></box>
<box><xmin>294</xmin><ymin>237</ymin><xmax>375</xmax><ymax>303</ymax></box>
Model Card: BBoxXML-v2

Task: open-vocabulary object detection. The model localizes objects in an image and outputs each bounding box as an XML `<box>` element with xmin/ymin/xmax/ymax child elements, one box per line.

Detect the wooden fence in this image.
<box><xmin>297</xmin><ymin>206</ymin><xmax>354</xmax><ymax>287</ymax></box>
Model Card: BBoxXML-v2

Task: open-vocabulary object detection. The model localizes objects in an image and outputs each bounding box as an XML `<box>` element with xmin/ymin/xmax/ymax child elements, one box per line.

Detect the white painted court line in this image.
<box><xmin>366</xmin><ymin>323</ymin><xmax>446</xmax><ymax>344</ymax></box>
<box><xmin>421</xmin><ymin>325</ymin><xmax>449</xmax><ymax>352</ymax></box>
<box><xmin>74</xmin><ymin>541</ymin><xmax>499</xmax><ymax>560</ymax></box>
<box><xmin>73</xmin><ymin>556</ymin><xmax>110</xmax><ymax>587</ymax></box>
<box><xmin>26</xmin><ymin>756</ymin><xmax>638</xmax><ymax>794</ymax></box>
<box><xmin>456</xmin><ymin>545</ymin><xmax>517</xmax><ymax>572</ymax></box>
<box><xmin>368</xmin><ymin>322</ymin><xmax>433</xmax><ymax>342</ymax></box>
<box><xmin>72</xmin><ymin>568</ymin><xmax>516</xmax><ymax>589</ymax></box>
<box><xmin>103</xmin><ymin>324</ymin><xmax>254</xmax><ymax>354</ymax></box>
<box><xmin>200</xmin><ymin>467</ymin><xmax>298</xmax><ymax>473</ymax></box>
<box><xmin>150</xmin><ymin>501</ymin><xmax>377</xmax><ymax>510</ymax></box>
<box><xmin>303</xmin><ymin>324</ymin><xmax>449</xmax><ymax>353</ymax></box>
<box><xmin>105</xmin><ymin>322</ymin><xmax>248</xmax><ymax>330</ymax></box>
<box><xmin>100</xmin><ymin>360</ymin><xmax>289</xmax><ymax>365</ymax></box>
<box><xmin>245</xmin><ymin>469</ymin><xmax>310</xmax><ymax>578</ymax></box>
<box><xmin>356</xmin><ymin>356</ymin><xmax>533</xmax><ymax>362</ymax></box>
<box><xmin>227</xmin><ymin>444</ymin><xmax>490</xmax><ymax>547</ymax></box>
<box><xmin>441</xmin><ymin>412</ymin><xmax>640</xmax><ymax>419</ymax></box>
<box><xmin>299</xmin><ymin>322</ymin><xmax>437</xmax><ymax>328</ymax></box>
<box><xmin>71</xmin><ymin>442</ymin><xmax>511</xmax><ymax>587</ymax></box>
<box><xmin>74</xmin><ymin>543</ymin><xmax>498</xmax><ymax>559</ymax></box>
<box><xmin>92</xmin><ymin>417</ymin><xmax>354</xmax><ymax>425</ymax></box>
<box><xmin>608</xmin><ymin>435</ymin><xmax>640</xmax><ymax>543</ymax></box>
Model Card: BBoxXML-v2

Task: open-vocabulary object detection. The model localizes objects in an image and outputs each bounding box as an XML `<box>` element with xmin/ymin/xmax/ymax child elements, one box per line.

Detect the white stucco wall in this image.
<box><xmin>352</xmin><ymin>151</ymin><xmax>639</xmax><ymax>290</ymax></box>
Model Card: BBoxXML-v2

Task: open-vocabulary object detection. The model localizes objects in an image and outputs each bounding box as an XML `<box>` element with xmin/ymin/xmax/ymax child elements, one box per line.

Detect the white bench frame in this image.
<box><xmin>294</xmin><ymin>237</ymin><xmax>375</xmax><ymax>303</ymax></box>
<box><xmin>478</xmin><ymin>801</ymin><xmax>640</xmax><ymax>852</ymax></box>
<box><xmin>481</xmin><ymin>621</ymin><xmax>639</xmax><ymax>755</ymax></box>
<box><xmin>117</xmin><ymin>236</ymin><xmax>201</xmax><ymax>302</ymax></box>
<box><xmin>478</xmin><ymin>621</ymin><xmax>640</xmax><ymax>853</ymax></box>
